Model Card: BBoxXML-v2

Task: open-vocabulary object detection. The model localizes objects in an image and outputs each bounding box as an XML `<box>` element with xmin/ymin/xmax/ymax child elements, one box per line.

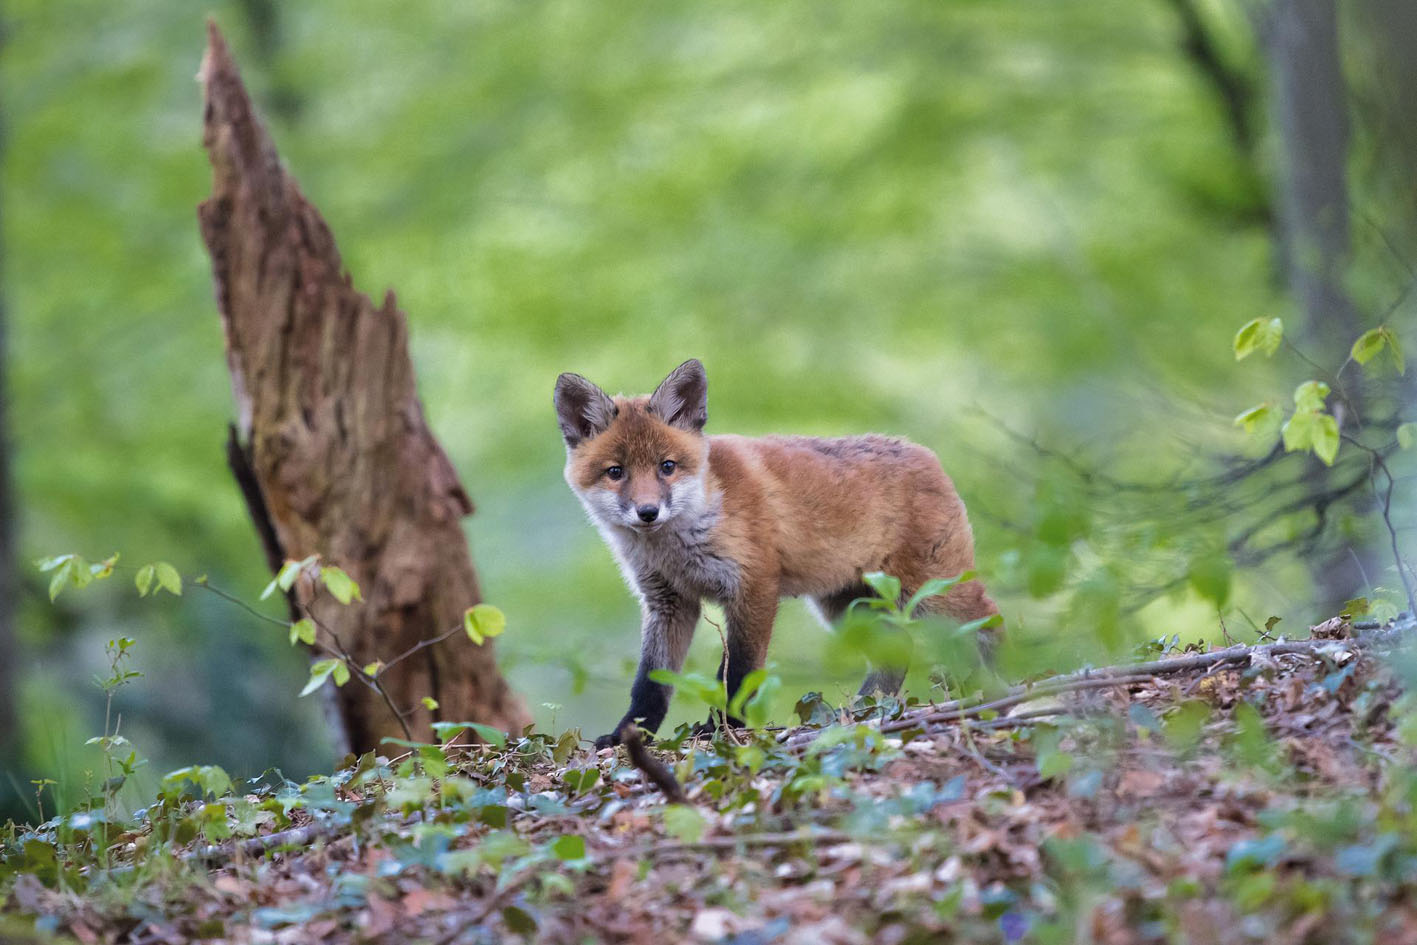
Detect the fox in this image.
<box><xmin>554</xmin><ymin>359</ymin><xmax>999</xmax><ymax>748</ymax></box>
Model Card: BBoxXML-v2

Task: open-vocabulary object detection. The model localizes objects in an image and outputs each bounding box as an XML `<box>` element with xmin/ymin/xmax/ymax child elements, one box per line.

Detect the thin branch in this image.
<box><xmin>1341</xmin><ymin>434</ymin><xmax>1417</xmax><ymax>615</ymax></box>
<box><xmin>621</xmin><ymin>724</ymin><xmax>688</xmax><ymax>804</ymax></box>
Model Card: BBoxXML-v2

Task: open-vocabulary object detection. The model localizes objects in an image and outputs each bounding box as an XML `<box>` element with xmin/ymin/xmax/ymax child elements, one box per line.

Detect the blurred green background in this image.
<box><xmin>2</xmin><ymin>0</ymin><xmax>1412</xmax><ymax>818</ymax></box>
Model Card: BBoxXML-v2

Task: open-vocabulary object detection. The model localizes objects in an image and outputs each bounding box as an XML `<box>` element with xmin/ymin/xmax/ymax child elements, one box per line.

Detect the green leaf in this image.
<box><xmin>727</xmin><ymin>668</ymin><xmax>769</xmax><ymax>718</ymax></box>
<box><xmin>1353</xmin><ymin>326</ymin><xmax>1406</xmax><ymax>375</ymax></box>
<box><xmin>1233</xmin><ymin>317</ymin><xmax>1283</xmax><ymax>360</ymax></box>
<box><xmin>35</xmin><ymin>553</ymin><xmax>76</xmax><ymax>573</ymax></box>
<box><xmin>551</xmin><ymin>834</ymin><xmax>587</xmax><ymax>861</ymax></box>
<box><xmin>1232</xmin><ymin>402</ymin><xmax>1274</xmax><ymax>434</ymax></box>
<box><xmin>1312</xmin><ymin>412</ymin><xmax>1339</xmax><ymax>465</ymax></box>
<box><xmin>362</xmin><ymin>660</ymin><xmax>383</xmax><ymax>677</ymax></box>
<box><xmin>431</xmin><ymin>721</ymin><xmax>508</xmax><ymax>748</ymax></box>
<box><xmin>331</xmin><ymin>662</ymin><xmax>350</xmax><ymax>687</ymax></box>
<box><xmin>1341</xmin><ymin>597</ymin><xmax>1370</xmax><ymax>617</ymax></box>
<box><xmin>1282</xmin><ymin>408</ymin><xmax>1338</xmax><ymax>463</ymax></box>
<box><xmin>90</xmin><ymin>554</ymin><xmax>119</xmax><ymax>579</ymax></box>
<box><xmin>135</xmin><ymin>564</ymin><xmax>155</xmax><ymax>597</ymax></box>
<box><xmin>421</xmin><ymin>696</ymin><xmax>439</xmax><ymax>711</ymax></box>
<box><xmin>1398</xmin><ymin>423</ymin><xmax>1416</xmax><ymax>450</ymax></box>
<box><xmin>155</xmin><ymin>562</ymin><xmax>183</xmax><ymax>597</ymax></box>
<box><xmin>502</xmin><ymin>906</ymin><xmax>537</xmax><ymax>935</ymax></box>
<box><xmin>647</xmin><ymin>669</ymin><xmax>727</xmax><ymax>711</ymax></box>
<box><xmin>1292</xmin><ymin>380</ymin><xmax>1330</xmax><ymax>412</ymax></box>
<box><xmin>1351</xmin><ymin>327</ymin><xmax>1386</xmax><ymax>365</ymax></box>
<box><xmin>862</xmin><ymin>571</ymin><xmax>902</xmax><ymax>606</ymax></box>
<box><xmin>663</xmin><ymin>804</ymin><xmax>705</xmax><ymax>843</ymax></box>
<box><xmin>463</xmin><ymin>604</ymin><xmax>507</xmax><ymax>645</ymax></box>
<box><xmin>321</xmin><ymin>566</ymin><xmax>361</xmax><ymax>605</ymax></box>
<box><xmin>1187</xmin><ymin>553</ymin><xmax>1232</xmax><ymax>607</ymax></box>
<box><xmin>1385</xmin><ymin>327</ymin><xmax>1405</xmax><ymax>374</ymax></box>
<box><xmin>742</xmin><ymin>674</ymin><xmax>781</xmax><ymax>729</ymax></box>
<box><xmin>48</xmin><ymin>559</ymin><xmax>74</xmax><ymax>601</ymax></box>
<box><xmin>904</xmin><ymin>572</ymin><xmax>972</xmax><ymax>615</ymax></box>
<box><xmin>262</xmin><ymin>556</ymin><xmax>315</xmax><ymax>600</ymax></box>
<box><xmin>300</xmin><ymin>659</ymin><xmax>340</xmax><ymax>697</ymax></box>
<box><xmin>562</xmin><ymin>767</ymin><xmax>601</xmax><ymax>794</ymax></box>
<box><xmin>288</xmin><ymin>618</ymin><xmax>317</xmax><ymax>647</ymax></box>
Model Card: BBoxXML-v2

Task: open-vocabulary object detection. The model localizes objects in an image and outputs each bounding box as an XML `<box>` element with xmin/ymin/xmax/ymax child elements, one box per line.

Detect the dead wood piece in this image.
<box><xmin>196</xmin><ymin>23</ymin><xmax>528</xmax><ymax>750</ymax></box>
<box><xmin>622</xmin><ymin>724</ymin><xmax>688</xmax><ymax>804</ymax></box>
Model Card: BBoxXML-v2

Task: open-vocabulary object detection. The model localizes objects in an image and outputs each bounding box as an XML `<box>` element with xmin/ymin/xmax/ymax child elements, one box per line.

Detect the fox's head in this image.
<box><xmin>554</xmin><ymin>359</ymin><xmax>711</xmax><ymax>533</ymax></box>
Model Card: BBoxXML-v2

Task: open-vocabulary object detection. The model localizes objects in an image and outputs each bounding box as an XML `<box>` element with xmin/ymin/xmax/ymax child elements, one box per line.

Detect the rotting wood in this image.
<box><xmin>196</xmin><ymin>23</ymin><xmax>529</xmax><ymax>750</ymax></box>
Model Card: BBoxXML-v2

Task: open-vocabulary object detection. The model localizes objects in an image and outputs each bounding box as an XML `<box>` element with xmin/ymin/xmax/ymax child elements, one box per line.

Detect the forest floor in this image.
<box><xmin>5</xmin><ymin>615</ymin><xmax>1417</xmax><ymax>945</ymax></box>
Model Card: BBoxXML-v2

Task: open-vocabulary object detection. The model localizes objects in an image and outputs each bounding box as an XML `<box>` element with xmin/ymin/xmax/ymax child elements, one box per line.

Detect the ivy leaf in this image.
<box><xmin>562</xmin><ymin>768</ymin><xmax>600</xmax><ymax>795</ymax></box>
<box><xmin>1232</xmin><ymin>402</ymin><xmax>1273</xmax><ymax>434</ymax></box>
<box><xmin>431</xmin><ymin>721</ymin><xmax>508</xmax><ymax>748</ymax></box>
<box><xmin>1397</xmin><ymin>423</ymin><xmax>1416</xmax><ymax>450</ymax></box>
<box><xmin>300</xmin><ymin>659</ymin><xmax>340</xmax><ymax>697</ymax></box>
<box><xmin>663</xmin><ymin>804</ymin><xmax>705</xmax><ymax>843</ymax></box>
<box><xmin>551</xmin><ymin>834</ymin><xmax>587</xmax><ymax>862</ymax></box>
<box><xmin>135</xmin><ymin>564</ymin><xmax>155</xmax><ymax>597</ymax></box>
<box><xmin>321</xmin><ymin>566</ymin><xmax>361</xmax><ymax>605</ymax></box>
<box><xmin>463</xmin><ymin>604</ymin><xmax>506</xmax><ymax>645</ymax></box>
<box><xmin>1292</xmin><ymin>380</ymin><xmax>1330</xmax><ymax>412</ymax></box>
<box><xmin>288</xmin><ymin>618</ymin><xmax>316</xmax><ymax>647</ymax></box>
<box><xmin>1233</xmin><ymin>317</ymin><xmax>1283</xmax><ymax>360</ymax></box>
<box><xmin>154</xmin><ymin>562</ymin><xmax>183</xmax><ymax>597</ymax></box>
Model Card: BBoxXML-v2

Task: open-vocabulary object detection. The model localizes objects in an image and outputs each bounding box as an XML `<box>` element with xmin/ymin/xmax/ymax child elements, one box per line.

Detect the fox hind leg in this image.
<box><xmin>809</xmin><ymin>583</ymin><xmax>907</xmax><ymax>698</ymax></box>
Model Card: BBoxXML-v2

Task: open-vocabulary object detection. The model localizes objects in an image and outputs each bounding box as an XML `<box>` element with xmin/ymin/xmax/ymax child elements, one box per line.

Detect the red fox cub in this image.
<box><xmin>554</xmin><ymin>359</ymin><xmax>999</xmax><ymax>748</ymax></box>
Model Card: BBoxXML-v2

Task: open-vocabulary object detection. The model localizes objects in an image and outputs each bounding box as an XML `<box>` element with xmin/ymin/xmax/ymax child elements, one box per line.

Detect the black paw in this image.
<box><xmin>593</xmin><ymin>731</ymin><xmax>621</xmax><ymax>750</ymax></box>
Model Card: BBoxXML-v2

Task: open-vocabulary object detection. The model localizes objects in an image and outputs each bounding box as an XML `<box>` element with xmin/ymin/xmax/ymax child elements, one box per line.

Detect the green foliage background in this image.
<box><xmin>2</xmin><ymin>1</ymin><xmax>1409</xmax><ymax>813</ymax></box>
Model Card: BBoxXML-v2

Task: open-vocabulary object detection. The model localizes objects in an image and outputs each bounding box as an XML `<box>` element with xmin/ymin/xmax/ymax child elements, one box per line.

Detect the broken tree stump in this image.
<box><xmin>196</xmin><ymin>23</ymin><xmax>529</xmax><ymax>751</ymax></box>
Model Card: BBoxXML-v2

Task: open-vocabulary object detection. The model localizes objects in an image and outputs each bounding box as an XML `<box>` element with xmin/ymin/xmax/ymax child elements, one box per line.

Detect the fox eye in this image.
<box><xmin>659</xmin><ymin>460</ymin><xmax>676</xmax><ymax>476</ymax></box>
<box><xmin>606</xmin><ymin>465</ymin><xmax>624</xmax><ymax>482</ymax></box>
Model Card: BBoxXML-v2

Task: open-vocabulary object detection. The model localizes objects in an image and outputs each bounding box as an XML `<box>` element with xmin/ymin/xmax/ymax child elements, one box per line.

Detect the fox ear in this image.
<box><xmin>649</xmin><ymin>359</ymin><xmax>708</xmax><ymax>433</ymax></box>
<box><xmin>554</xmin><ymin>373</ymin><xmax>618</xmax><ymax>448</ymax></box>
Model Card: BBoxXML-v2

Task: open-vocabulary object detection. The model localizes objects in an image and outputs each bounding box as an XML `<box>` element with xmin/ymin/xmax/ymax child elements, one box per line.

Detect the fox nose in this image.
<box><xmin>636</xmin><ymin>504</ymin><xmax>659</xmax><ymax>523</ymax></box>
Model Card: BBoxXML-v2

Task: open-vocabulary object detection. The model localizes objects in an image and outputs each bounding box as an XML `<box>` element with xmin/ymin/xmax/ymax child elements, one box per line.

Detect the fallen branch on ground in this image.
<box><xmin>783</xmin><ymin>619</ymin><xmax>1412</xmax><ymax>748</ymax></box>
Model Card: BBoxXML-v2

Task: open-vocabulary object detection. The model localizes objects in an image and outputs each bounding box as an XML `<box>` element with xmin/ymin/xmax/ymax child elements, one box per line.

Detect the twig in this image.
<box><xmin>1341</xmin><ymin>434</ymin><xmax>1417</xmax><ymax>616</ymax></box>
<box><xmin>621</xmin><ymin>724</ymin><xmax>687</xmax><ymax>804</ymax></box>
<box><xmin>635</xmin><ymin>828</ymin><xmax>855</xmax><ymax>858</ymax></box>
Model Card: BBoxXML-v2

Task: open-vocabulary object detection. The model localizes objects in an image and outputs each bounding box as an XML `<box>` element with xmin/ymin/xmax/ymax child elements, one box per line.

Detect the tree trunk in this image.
<box><xmin>196</xmin><ymin>23</ymin><xmax>529</xmax><ymax>751</ymax></box>
<box><xmin>0</xmin><ymin>13</ymin><xmax>18</xmax><ymax>769</ymax></box>
<box><xmin>1262</xmin><ymin>0</ymin><xmax>1373</xmax><ymax>610</ymax></box>
<box><xmin>1264</xmin><ymin>0</ymin><xmax>1357</xmax><ymax>351</ymax></box>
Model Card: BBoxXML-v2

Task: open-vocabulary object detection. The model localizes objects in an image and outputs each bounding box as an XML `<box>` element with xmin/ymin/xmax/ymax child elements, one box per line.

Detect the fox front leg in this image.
<box><xmin>693</xmin><ymin>581</ymin><xmax>778</xmax><ymax>737</ymax></box>
<box><xmin>595</xmin><ymin>574</ymin><xmax>701</xmax><ymax>749</ymax></box>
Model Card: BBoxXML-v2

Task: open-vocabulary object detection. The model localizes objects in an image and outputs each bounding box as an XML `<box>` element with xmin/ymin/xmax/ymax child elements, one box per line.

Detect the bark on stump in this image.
<box><xmin>196</xmin><ymin>23</ymin><xmax>529</xmax><ymax>751</ymax></box>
